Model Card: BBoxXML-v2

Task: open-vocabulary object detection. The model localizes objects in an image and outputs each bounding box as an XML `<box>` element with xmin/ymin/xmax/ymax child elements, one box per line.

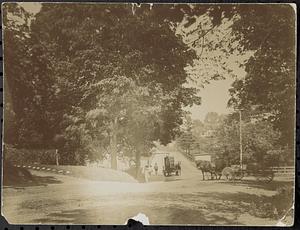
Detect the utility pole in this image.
<box><xmin>55</xmin><ymin>149</ymin><xmax>59</xmax><ymax>166</ymax></box>
<box><xmin>239</xmin><ymin>110</ymin><xmax>243</xmax><ymax>170</ymax></box>
<box><xmin>110</xmin><ymin>116</ymin><xmax>118</xmax><ymax>170</ymax></box>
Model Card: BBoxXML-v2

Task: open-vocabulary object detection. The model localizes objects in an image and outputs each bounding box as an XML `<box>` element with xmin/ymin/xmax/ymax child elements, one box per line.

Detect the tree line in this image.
<box><xmin>3</xmin><ymin>4</ymin><xmax>295</xmax><ymax>172</ymax></box>
<box><xmin>177</xmin><ymin>111</ymin><xmax>294</xmax><ymax>167</ymax></box>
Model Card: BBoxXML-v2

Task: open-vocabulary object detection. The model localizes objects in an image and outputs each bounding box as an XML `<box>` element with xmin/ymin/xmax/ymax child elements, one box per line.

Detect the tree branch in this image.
<box><xmin>186</xmin><ymin>24</ymin><xmax>217</xmax><ymax>46</ymax></box>
<box><xmin>257</xmin><ymin>28</ymin><xmax>273</xmax><ymax>51</ymax></box>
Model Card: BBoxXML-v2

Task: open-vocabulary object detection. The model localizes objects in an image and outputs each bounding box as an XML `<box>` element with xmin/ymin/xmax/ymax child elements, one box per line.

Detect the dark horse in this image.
<box><xmin>196</xmin><ymin>158</ymin><xmax>226</xmax><ymax>180</ymax></box>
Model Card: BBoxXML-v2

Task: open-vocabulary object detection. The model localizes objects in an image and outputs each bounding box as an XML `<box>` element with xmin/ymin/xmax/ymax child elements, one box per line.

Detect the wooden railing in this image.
<box><xmin>271</xmin><ymin>166</ymin><xmax>295</xmax><ymax>181</ymax></box>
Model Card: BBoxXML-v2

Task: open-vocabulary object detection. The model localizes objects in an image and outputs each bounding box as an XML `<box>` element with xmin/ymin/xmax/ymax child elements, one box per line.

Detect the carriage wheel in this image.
<box><xmin>222</xmin><ymin>167</ymin><xmax>234</xmax><ymax>181</ymax></box>
<box><xmin>267</xmin><ymin>173</ymin><xmax>274</xmax><ymax>182</ymax></box>
<box><xmin>163</xmin><ymin>171</ymin><xmax>168</xmax><ymax>177</ymax></box>
<box><xmin>234</xmin><ymin>169</ymin><xmax>244</xmax><ymax>180</ymax></box>
<box><xmin>256</xmin><ymin>171</ymin><xmax>274</xmax><ymax>183</ymax></box>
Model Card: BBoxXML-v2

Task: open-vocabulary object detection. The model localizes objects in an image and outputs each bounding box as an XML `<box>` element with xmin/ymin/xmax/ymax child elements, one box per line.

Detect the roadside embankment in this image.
<box><xmin>12</xmin><ymin>164</ymin><xmax>137</xmax><ymax>183</ymax></box>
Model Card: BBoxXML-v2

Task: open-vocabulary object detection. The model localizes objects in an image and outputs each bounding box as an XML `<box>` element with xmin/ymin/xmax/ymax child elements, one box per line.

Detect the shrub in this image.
<box><xmin>4</xmin><ymin>144</ymin><xmax>57</xmax><ymax>165</ymax></box>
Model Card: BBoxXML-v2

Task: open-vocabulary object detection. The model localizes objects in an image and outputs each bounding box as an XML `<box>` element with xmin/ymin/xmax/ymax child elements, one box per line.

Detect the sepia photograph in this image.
<box><xmin>1</xmin><ymin>2</ymin><xmax>296</xmax><ymax>226</ymax></box>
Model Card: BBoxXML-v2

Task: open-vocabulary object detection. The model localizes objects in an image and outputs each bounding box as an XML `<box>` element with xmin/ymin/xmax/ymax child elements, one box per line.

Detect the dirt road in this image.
<box><xmin>2</xmin><ymin>151</ymin><xmax>288</xmax><ymax>225</ymax></box>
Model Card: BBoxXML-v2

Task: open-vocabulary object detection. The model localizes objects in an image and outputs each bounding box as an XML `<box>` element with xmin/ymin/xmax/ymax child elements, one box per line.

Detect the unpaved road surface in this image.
<box><xmin>2</xmin><ymin>152</ymin><xmax>288</xmax><ymax>225</ymax></box>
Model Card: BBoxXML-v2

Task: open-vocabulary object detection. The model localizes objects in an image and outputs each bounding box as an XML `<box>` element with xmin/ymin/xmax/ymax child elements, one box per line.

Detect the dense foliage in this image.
<box><xmin>176</xmin><ymin>4</ymin><xmax>295</xmax><ymax>167</ymax></box>
<box><xmin>228</xmin><ymin>5</ymin><xmax>296</xmax><ymax>146</ymax></box>
<box><xmin>3</xmin><ymin>3</ymin><xmax>295</xmax><ymax>169</ymax></box>
<box><xmin>4</xmin><ymin>4</ymin><xmax>203</xmax><ymax>166</ymax></box>
<box><xmin>177</xmin><ymin>111</ymin><xmax>292</xmax><ymax>168</ymax></box>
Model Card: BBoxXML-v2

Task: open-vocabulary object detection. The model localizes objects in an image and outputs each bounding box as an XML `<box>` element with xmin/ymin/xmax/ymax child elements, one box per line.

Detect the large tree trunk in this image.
<box><xmin>110</xmin><ymin>117</ymin><xmax>118</xmax><ymax>170</ymax></box>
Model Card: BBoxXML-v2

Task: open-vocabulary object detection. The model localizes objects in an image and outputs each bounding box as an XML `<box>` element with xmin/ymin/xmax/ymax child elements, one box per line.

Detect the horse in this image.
<box><xmin>196</xmin><ymin>160</ymin><xmax>215</xmax><ymax>180</ymax></box>
<box><xmin>196</xmin><ymin>158</ymin><xmax>227</xmax><ymax>180</ymax></box>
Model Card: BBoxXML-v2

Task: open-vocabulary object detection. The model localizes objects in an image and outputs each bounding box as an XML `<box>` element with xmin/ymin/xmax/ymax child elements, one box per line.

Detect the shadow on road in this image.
<box><xmin>3</xmin><ymin>163</ymin><xmax>63</xmax><ymax>189</ymax></box>
<box><xmin>217</xmin><ymin>180</ymin><xmax>293</xmax><ymax>191</ymax></box>
<box><xmin>163</xmin><ymin>177</ymin><xmax>183</xmax><ymax>182</ymax></box>
<box><xmin>3</xmin><ymin>175</ymin><xmax>63</xmax><ymax>189</ymax></box>
<box><xmin>193</xmin><ymin>188</ymin><xmax>293</xmax><ymax>221</ymax></box>
<box><xmin>33</xmin><ymin>205</ymin><xmax>242</xmax><ymax>225</ymax></box>
<box><xmin>34</xmin><ymin>210</ymin><xmax>84</xmax><ymax>224</ymax></box>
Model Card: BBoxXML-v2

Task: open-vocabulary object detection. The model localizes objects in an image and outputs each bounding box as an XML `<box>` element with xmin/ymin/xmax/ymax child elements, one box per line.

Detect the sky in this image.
<box><xmin>18</xmin><ymin>3</ymin><xmax>249</xmax><ymax>121</ymax></box>
<box><xmin>179</xmin><ymin>13</ymin><xmax>249</xmax><ymax>121</ymax></box>
<box><xmin>185</xmin><ymin>78</ymin><xmax>235</xmax><ymax>121</ymax></box>
<box><xmin>19</xmin><ymin>2</ymin><xmax>42</xmax><ymax>14</ymax></box>
<box><xmin>184</xmin><ymin>54</ymin><xmax>248</xmax><ymax>121</ymax></box>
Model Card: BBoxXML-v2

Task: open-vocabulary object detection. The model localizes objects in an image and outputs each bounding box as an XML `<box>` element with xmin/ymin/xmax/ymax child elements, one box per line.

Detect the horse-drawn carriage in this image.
<box><xmin>195</xmin><ymin>156</ymin><xmax>275</xmax><ymax>182</ymax></box>
<box><xmin>163</xmin><ymin>155</ymin><xmax>181</xmax><ymax>177</ymax></box>
<box><xmin>222</xmin><ymin>163</ymin><xmax>274</xmax><ymax>182</ymax></box>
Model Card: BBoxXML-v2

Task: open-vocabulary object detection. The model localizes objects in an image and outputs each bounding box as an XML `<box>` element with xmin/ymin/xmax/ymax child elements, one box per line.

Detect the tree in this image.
<box><xmin>178</xmin><ymin>5</ymin><xmax>295</xmax><ymax>149</ymax></box>
<box><xmin>18</xmin><ymin>3</ymin><xmax>203</xmax><ymax>166</ymax></box>
<box><xmin>84</xmin><ymin>76</ymin><xmax>164</xmax><ymax>170</ymax></box>
<box><xmin>181</xmin><ymin>4</ymin><xmax>295</xmax><ymax>152</ymax></box>
<box><xmin>227</xmin><ymin>5</ymin><xmax>296</xmax><ymax>147</ymax></box>
<box><xmin>176</xmin><ymin>115</ymin><xmax>199</xmax><ymax>157</ymax></box>
<box><xmin>213</xmin><ymin>112</ymin><xmax>282</xmax><ymax>167</ymax></box>
<box><xmin>5</xmin><ymin>3</ymin><xmax>294</xmax><ymax>169</ymax></box>
<box><xmin>3</xmin><ymin>3</ymin><xmax>61</xmax><ymax>149</ymax></box>
<box><xmin>3</xmin><ymin>3</ymin><xmax>34</xmax><ymax>146</ymax></box>
<box><xmin>3</xmin><ymin>3</ymin><xmax>242</xmax><ymax>162</ymax></box>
